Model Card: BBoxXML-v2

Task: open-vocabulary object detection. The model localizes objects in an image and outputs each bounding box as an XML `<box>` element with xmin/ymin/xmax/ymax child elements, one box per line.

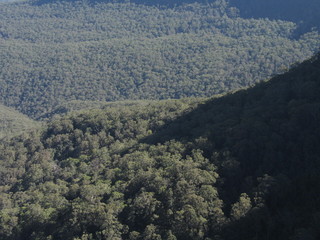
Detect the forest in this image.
<box><xmin>0</xmin><ymin>104</ymin><xmax>39</xmax><ymax>139</ymax></box>
<box><xmin>0</xmin><ymin>52</ymin><xmax>320</xmax><ymax>240</ymax></box>
<box><xmin>1</xmin><ymin>0</ymin><xmax>320</xmax><ymax>239</ymax></box>
<box><xmin>228</xmin><ymin>0</ymin><xmax>320</xmax><ymax>35</ymax></box>
<box><xmin>0</xmin><ymin>0</ymin><xmax>319</xmax><ymax>119</ymax></box>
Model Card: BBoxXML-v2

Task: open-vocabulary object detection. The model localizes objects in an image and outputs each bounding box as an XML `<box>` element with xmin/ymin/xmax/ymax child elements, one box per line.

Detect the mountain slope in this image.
<box><xmin>0</xmin><ymin>0</ymin><xmax>319</xmax><ymax>119</ymax></box>
<box><xmin>228</xmin><ymin>0</ymin><xmax>320</xmax><ymax>34</ymax></box>
<box><xmin>0</xmin><ymin>53</ymin><xmax>320</xmax><ymax>239</ymax></box>
<box><xmin>0</xmin><ymin>104</ymin><xmax>39</xmax><ymax>139</ymax></box>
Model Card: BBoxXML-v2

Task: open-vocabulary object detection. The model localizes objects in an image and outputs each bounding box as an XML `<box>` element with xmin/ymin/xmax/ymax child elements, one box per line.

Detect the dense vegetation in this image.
<box><xmin>0</xmin><ymin>104</ymin><xmax>39</xmax><ymax>139</ymax></box>
<box><xmin>1</xmin><ymin>0</ymin><xmax>320</xmax><ymax>238</ymax></box>
<box><xmin>1</xmin><ymin>53</ymin><xmax>320</xmax><ymax>239</ymax></box>
<box><xmin>0</xmin><ymin>0</ymin><xmax>319</xmax><ymax>119</ymax></box>
<box><xmin>228</xmin><ymin>0</ymin><xmax>320</xmax><ymax>34</ymax></box>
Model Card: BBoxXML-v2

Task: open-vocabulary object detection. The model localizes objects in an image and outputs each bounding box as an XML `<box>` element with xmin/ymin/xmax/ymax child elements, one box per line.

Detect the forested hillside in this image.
<box><xmin>0</xmin><ymin>104</ymin><xmax>39</xmax><ymax>139</ymax></box>
<box><xmin>1</xmin><ymin>53</ymin><xmax>320</xmax><ymax>239</ymax></box>
<box><xmin>124</xmin><ymin>0</ymin><xmax>320</xmax><ymax>33</ymax></box>
<box><xmin>228</xmin><ymin>0</ymin><xmax>320</xmax><ymax>34</ymax></box>
<box><xmin>0</xmin><ymin>0</ymin><xmax>319</xmax><ymax>119</ymax></box>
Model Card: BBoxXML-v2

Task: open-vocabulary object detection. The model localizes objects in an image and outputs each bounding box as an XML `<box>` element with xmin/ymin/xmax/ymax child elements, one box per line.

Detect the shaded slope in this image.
<box><xmin>145</xmin><ymin>52</ymin><xmax>320</xmax><ymax>156</ymax></box>
<box><xmin>0</xmin><ymin>54</ymin><xmax>320</xmax><ymax>239</ymax></box>
<box><xmin>143</xmin><ymin>52</ymin><xmax>320</xmax><ymax>239</ymax></box>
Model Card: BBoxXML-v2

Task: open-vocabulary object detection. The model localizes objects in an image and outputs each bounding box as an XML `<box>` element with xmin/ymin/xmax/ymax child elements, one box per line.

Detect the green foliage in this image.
<box><xmin>230</xmin><ymin>193</ymin><xmax>251</xmax><ymax>220</ymax></box>
<box><xmin>0</xmin><ymin>0</ymin><xmax>319</xmax><ymax>119</ymax></box>
<box><xmin>0</xmin><ymin>104</ymin><xmax>40</xmax><ymax>139</ymax></box>
<box><xmin>1</xmin><ymin>53</ymin><xmax>320</xmax><ymax>239</ymax></box>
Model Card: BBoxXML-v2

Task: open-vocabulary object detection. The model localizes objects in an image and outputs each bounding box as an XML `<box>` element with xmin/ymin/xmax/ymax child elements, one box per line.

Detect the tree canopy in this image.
<box><xmin>0</xmin><ymin>0</ymin><xmax>319</xmax><ymax>119</ymax></box>
<box><xmin>0</xmin><ymin>104</ymin><xmax>39</xmax><ymax>139</ymax></box>
<box><xmin>0</xmin><ymin>53</ymin><xmax>320</xmax><ymax>239</ymax></box>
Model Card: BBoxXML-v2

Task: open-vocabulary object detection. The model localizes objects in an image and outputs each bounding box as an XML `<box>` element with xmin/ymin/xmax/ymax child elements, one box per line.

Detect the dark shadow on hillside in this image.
<box><xmin>141</xmin><ymin>52</ymin><xmax>320</xmax><ymax>203</ymax></box>
<box><xmin>142</xmin><ymin>53</ymin><xmax>320</xmax><ymax>150</ymax></box>
<box><xmin>139</xmin><ymin>53</ymin><xmax>320</xmax><ymax>239</ymax></box>
<box><xmin>218</xmin><ymin>171</ymin><xmax>320</xmax><ymax>240</ymax></box>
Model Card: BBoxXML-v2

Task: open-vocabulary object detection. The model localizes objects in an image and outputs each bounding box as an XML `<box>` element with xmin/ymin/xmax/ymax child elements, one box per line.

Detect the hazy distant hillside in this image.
<box><xmin>0</xmin><ymin>0</ymin><xmax>318</xmax><ymax>119</ymax></box>
<box><xmin>228</xmin><ymin>0</ymin><xmax>320</xmax><ymax>34</ymax></box>
<box><xmin>0</xmin><ymin>0</ymin><xmax>17</xmax><ymax>2</ymax></box>
<box><xmin>0</xmin><ymin>53</ymin><xmax>319</xmax><ymax>239</ymax></box>
<box><xmin>97</xmin><ymin>0</ymin><xmax>320</xmax><ymax>33</ymax></box>
<box><xmin>0</xmin><ymin>104</ymin><xmax>39</xmax><ymax>139</ymax></box>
